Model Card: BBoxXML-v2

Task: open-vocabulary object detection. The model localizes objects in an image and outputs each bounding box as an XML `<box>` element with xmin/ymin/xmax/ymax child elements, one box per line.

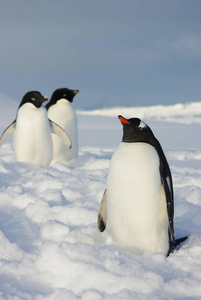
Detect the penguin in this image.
<box><xmin>46</xmin><ymin>88</ymin><xmax>79</xmax><ymax>164</ymax></box>
<box><xmin>98</xmin><ymin>115</ymin><xmax>187</xmax><ymax>256</ymax></box>
<box><xmin>0</xmin><ymin>91</ymin><xmax>72</xmax><ymax>167</ymax></box>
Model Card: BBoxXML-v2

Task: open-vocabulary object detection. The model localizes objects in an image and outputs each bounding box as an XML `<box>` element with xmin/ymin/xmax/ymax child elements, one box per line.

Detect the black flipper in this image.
<box><xmin>152</xmin><ymin>138</ymin><xmax>175</xmax><ymax>248</ymax></box>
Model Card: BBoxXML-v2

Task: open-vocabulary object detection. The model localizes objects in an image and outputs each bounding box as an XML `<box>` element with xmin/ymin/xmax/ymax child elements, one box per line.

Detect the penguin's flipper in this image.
<box><xmin>154</xmin><ymin>138</ymin><xmax>175</xmax><ymax>245</ymax></box>
<box><xmin>0</xmin><ymin>120</ymin><xmax>16</xmax><ymax>147</ymax></box>
<box><xmin>49</xmin><ymin>119</ymin><xmax>72</xmax><ymax>149</ymax></box>
<box><xmin>161</xmin><ymin>174</ymin><xmax>175</xmax><ymax>244</ymax></box>
<box><xmin>97</xmin><ymin>189</ymin><xmax>107</xmax><ymax>232</ymax></box>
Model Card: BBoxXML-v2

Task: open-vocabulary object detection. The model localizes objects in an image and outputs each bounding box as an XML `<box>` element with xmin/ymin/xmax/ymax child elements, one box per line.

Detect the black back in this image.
<box><xmin>46</xmin><ymin>88</ymin><xmax>79</xmax><ymax>110</ymax></box>
<box><xmin>118</xmin><ymin>115</ymin><xmax>175</xmax><ymax>245</ymax></box>
<box><xmin>18</xmin><ymin>91</ymin><xmax>48</xmax><ymax>109</ymax></box>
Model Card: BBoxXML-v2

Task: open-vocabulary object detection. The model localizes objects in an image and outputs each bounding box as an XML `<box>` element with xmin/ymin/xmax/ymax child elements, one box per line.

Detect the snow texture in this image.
<box><xmin>0</xmin><ymin>97</ymin><xmax>201</xmax><ymax>299</ymax></box>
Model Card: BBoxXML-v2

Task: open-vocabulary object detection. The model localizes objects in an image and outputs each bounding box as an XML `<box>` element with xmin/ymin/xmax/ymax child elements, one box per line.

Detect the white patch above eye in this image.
<box><xmin>138</xmin><ymin>120</ymin><xmax>147</xmax><ymax>129</ymax></box>
<box><xmin>31</xmin><ymin>97</ymin><xmax>36</xmax><ymax>101</ymax></box>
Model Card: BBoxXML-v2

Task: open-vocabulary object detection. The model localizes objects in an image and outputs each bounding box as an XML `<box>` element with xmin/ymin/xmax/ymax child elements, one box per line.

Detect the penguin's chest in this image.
<box><xmin>15</xmin><ymin>106</ymin><xmax>51</xmax><ymax>144</ymax></box>
<box><xmin>48</xmin><ymin>101</ymin><xmax>76</xmax><ymax>132</ymax></box>
<box><xmin>47</xmin><ymin>101</ymin><xmax>78</xmax><ymax>162</ymax></box>
<box><xmin>107</xmin><ymin>142</ymin><xmax>168</xmax><ymax>254</ymax></box>
<box><xmin>14</xmin><ymin>105</ymin><xmax>52</xmax><ymax>165</ymax></box>
<box><xmin>107</xmin><ymin>142</ymin><xmax>161</xmax><ymax>200</ymax></box>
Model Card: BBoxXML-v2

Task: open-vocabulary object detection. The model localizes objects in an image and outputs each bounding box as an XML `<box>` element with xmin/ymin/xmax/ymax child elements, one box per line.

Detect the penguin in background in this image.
<box><xmin>98</xmin><ymin>115</ymin><xmax>187</xmax><ymax>256</ymax></box>
<box><xmin>0</xmin><ymin>91</ymin><xmax>72</xmax><ymax>167</ymax></box>
<box><xmin>46</xmin><ymin>88</ymin><xmax>79</xmax><ymax>164</ymax></box>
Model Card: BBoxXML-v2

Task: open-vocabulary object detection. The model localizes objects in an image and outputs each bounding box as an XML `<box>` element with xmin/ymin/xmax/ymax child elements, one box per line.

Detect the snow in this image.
<box><xmin>77</xmin><ymin>102</ymin><xmax>201</xmax><ymax>124</ymax></box>
<box><xmin>0</xmin><ymin>97</ymin><xmax>201</xmax><ymax>299</ymax></box>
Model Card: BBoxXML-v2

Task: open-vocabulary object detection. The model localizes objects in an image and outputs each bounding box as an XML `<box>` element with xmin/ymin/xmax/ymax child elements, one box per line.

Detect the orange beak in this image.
<box><xmin>118</xmin><ymin>115</ymin><xmax>130</xmax><ymax>124</ymax></box>
<box><xmin>43</xmin><ymin>96</ymin><xmax>48</xmax><ymax>102</ymax></box>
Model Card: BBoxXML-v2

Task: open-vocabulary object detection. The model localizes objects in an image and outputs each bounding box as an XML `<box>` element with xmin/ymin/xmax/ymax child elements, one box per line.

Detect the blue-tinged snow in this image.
<box><xmin>0</xmin><ymin>96</ymin><xmax>201</xmax><ymax>299</ymax></box>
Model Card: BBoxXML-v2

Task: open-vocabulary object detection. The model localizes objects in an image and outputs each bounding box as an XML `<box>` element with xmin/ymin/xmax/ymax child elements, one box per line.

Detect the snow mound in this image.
<box><xmin>77</xmin><ymin>101</ymin><xmax>201</xmax><ymax>123</ymax></box>
<box><xmin>0</xmin><ymin>99</ymin><xmax>201</xmax><ymax>298</ymax></box>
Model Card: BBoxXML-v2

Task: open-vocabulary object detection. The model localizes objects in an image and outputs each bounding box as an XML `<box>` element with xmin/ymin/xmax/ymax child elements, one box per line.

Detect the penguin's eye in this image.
<box><xmin>31</xmin><ymin>97</ymin><xmax>36</xmax><ymax>101</ymax></box>
<box><xmin>138</xmin><ymin>121</ymin><xmax>147</xmax><ymax>130</ymax></box>
<box><xmin>63</xmin><ymin>94</ymin><xmax>67</xmax><ymax>97</ymax></box>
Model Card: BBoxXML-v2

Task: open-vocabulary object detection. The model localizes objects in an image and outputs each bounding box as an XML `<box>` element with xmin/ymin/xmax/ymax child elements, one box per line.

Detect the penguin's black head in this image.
<box><xmin>118</xmin><ymin>115</ymin><xmax>155</xmax><ymax>143</ymax></box>
<box><xmin>46</xmin><ymin>87</ymin><xmax>79</xmax><ymax>108</ymax></box>
<box><xmin>19</xmin><ymin>91</ymin><xmax>48</xmax><ymax>109</ymax></box>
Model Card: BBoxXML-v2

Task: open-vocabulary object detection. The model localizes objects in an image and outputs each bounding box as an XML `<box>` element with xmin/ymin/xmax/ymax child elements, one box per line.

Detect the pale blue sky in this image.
<box><xmin>1</xmin><ymin>0</ymin><xmax>201</xmax><ymax>109</ymax></box>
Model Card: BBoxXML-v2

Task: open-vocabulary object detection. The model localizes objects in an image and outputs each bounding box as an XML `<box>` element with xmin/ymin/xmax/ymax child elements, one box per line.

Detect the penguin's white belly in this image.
<box><xmin>13</xmin><ymin>105</ymin><xmax>53</xmax><ymax>167</ymax></box>
<box><xmin>48</xmin><ymin>101</ymin><xmax>78</xmax><ymax>163</ymax></box>
<box><xmin>107</xmin><ymin>142</ymin><xmax>169</xmax><ymax>255</ymax></box>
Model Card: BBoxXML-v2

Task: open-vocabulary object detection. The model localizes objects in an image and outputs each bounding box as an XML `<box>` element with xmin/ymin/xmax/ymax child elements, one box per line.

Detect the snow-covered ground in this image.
<box><xmin>0</xmin><ymin>97</ymin><xmax>201</xmax><ymax>299</ymax></box>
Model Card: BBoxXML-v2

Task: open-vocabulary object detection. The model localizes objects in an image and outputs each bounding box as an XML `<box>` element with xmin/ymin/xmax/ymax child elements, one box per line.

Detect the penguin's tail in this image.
<box><xmin>174</xmin><ymin>236</ymin><xmax>188</xmax><ymax>247</ymax></box>
<box><xmin>167</xmin><ymin>236</ymin><xmax>188</xmax><ymax>257</ymax></box>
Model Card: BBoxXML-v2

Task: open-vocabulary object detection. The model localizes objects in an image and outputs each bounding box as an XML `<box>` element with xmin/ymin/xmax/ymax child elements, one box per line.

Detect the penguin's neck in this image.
<box><xmin>57</xmin><ymin>98</ymin><xmax>71</xmax><ymax>105</ymax></box>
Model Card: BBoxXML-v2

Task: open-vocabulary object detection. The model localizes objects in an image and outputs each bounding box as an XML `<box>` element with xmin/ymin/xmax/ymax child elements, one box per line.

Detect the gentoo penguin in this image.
<box><xmin>98</xmin><ymin>115</ymin><xmax>187</xmax><ymax>256</ymax></box>
<box><xmin>0</xmin><ymin>91</ymin><xmax>72</xmax><ymax>167</ymax></box>
<box><xmin>46</xmin><ymin>88</ymin><xmax>79</xmax><ymax>164</ymax></box>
